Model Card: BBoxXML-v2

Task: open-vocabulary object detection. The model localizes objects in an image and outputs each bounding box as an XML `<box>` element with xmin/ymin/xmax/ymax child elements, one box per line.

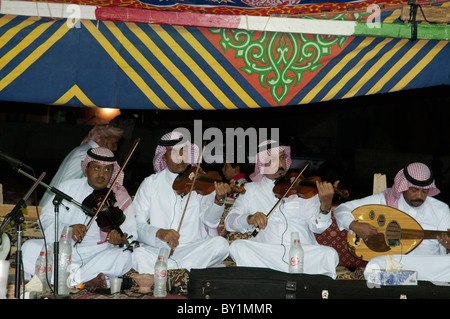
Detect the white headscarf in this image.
<box><xmin>249</xmin><ymin>140</ymin><xmax>292</xmax><ymax>182</ymax></box>
<box><xmin>384</xmin><ymin>161</ymin><xmax>440</xmax><ymax>208</ymax></box>
<box><xmin>153</xmin><ymin>131</ymin><xmax>200</xmax><ymax>173</ymax></box>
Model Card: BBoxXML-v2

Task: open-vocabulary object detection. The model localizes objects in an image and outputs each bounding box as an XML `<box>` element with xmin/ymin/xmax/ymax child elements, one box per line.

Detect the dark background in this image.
<box><xmin>1</xmin><ymin>84</ymin><xmax>449</xmax><ymax>206</ymax></box>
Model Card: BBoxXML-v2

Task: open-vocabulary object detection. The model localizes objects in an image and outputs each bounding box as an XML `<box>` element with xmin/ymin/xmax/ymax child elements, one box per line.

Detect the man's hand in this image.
<box><xmin>156</xmin><ymin>228</ymin><xmax>180</xmax><ymax>250</ymax></box>
<box><xmin>71</xmin><ymin>224</ymin><xmax>87</xmax><ymax>243</ymax></box>
<box><xmin>349</xmin><ymin>221</ymin><xmax>378</xmax><ymax>239</ymax></box>
<box><xmin>247</xmin><ymin>212</ymin><xmax>268</xmax><ymax>230</ymax></box>
<box><xmin>316</xmin><ymin>180</ymin><xmax>339</xmax><ymax>212</ymax></box>
<box><xmin>107</xmin><ymin>230</ymin><xmax>128</xmax><ymax>245</ymax></box>
<box><xmin>214</xmin><ymin>181</ymin><xmax>231</xmax><ymax>205</ymax></box>
<box><xmin>437</xmin><ymin>230</ymin><xmax>450</xmax><ymax>250</ymax></box>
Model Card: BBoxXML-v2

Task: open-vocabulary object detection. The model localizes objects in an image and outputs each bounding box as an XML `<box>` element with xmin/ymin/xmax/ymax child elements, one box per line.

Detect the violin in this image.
<box><xmin>81</xmin><ymin>187</ymin><xmax>133</xmax><ymax>251</ymax></box>
<box><xmin>82</xmin><ymin>188</ymin><xmax>125</xmax><ymax>232</ymax></box>
<box><xmin>273</xmin><ymin>172</ymin><xmax>350</xmax><ymax>199</ymax></box>
<box><xmin>172</xmin><ymin>166</ymin><xmax>246</xmax><ymax>196</ymax></box>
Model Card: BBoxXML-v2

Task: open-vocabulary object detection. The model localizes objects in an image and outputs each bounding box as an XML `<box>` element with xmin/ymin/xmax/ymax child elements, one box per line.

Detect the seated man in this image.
<box><xmin>131</xmin><ymin>131</ymin><xmax>230</xmax><ymax>276</ymax></box>
<box><xmin>23</xmin><ymin>147</ymin><xmax>135</xmax><ymax>290</ymax></box>
<box><xmin>39</xmin><ymin>124</ymin><xmax>123</xmax><ymax>207</ymax></box>
<box><xmin>333</xmin><ymin>161</ymin><xmax>450</xmax><ymax>282</ymax></box>
<box><xmin>224</xmin><ymin>140</ymin><xmax>339</xmax><ymax>278</ymax></box>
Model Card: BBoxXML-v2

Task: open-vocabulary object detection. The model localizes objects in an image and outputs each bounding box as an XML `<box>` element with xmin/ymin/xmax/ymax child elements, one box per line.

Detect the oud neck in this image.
<box><xmin>423</xmin><ymin>230</ymin><xmax>450</xmax><ymax>240</ymax></box>
<box><xmin>400</xmin><ymin>229</ymin><xmax>450</xmax><ymax>240</ymax></box>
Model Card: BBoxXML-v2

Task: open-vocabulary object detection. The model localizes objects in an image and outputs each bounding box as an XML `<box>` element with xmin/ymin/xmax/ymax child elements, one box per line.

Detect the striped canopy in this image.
<box><xmin>0</xmin><ymin>0</ymin><xmax>448</xmax><ymax>110</ymax></box>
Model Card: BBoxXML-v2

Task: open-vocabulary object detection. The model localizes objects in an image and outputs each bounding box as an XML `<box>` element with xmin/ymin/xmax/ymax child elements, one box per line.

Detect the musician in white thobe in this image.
<box><xmin>225</xmin><ymin>140</ymin><xmax>339</xmax><ymax>278</ymax></box>
<box><xmin>130</xmin><ymin>131</ymin><xmax>230</xmax><ymax>275</ymax></box>
<box><xmin>23</xmin><ymin>147</ymin><xmax>135</xmax><ymax>288</ymax></box>
<box><xmin>39</xmin><ymin>124</ymin><xmax>123</xmax><ymax>207</ymax></box>
<box><xmin>334</xmin><ymin>161</ymin><xmax>450</xmax><ymax>282</ymax></box>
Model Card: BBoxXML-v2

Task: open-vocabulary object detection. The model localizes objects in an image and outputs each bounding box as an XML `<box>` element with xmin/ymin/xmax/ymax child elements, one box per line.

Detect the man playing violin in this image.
<box><xmin>39</xmin><ymin>124</ymin><xmax>124</xmax><ymax>208</ymax></box>
<box><xmin>22</xmin><ymin>147</ymin><xmax>135</xmax><ymax>291</ymax></box>
<box><xmin>333</xmin><ymin>161</ymin><xmax>450</xmax><ymax>282</ymax></box>
<box><xmin>225</xmin><ymin>140</ymin><xmax>340</xmax><ymax>278</ymax></box>
<box><xmin>130</xmin><ymin>131</ymin><xmax>230</xmax><ymax>277</ymax></box>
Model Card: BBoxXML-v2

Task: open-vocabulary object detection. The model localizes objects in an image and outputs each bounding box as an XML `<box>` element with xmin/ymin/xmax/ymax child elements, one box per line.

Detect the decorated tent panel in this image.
<box><xmin>0</xmin><ymin>0</ymin><xmax>449</xmax><ymax>110</ymax></box>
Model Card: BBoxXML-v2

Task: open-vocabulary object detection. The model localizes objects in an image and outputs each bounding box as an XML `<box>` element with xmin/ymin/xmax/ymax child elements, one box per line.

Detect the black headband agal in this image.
<box><xmin>157</xmin><ymin>136</ymin><xmax>183</xmax><ymax>147</ymax></box>
<box><xmin>403</xmin><ymin>161</ymin><xmax>434</xmax><ymax>187</ymax></box>
<box><xmin>87</xmin><ymin>148</ymin><xmax>116</xmax><ymax>162</ymax></box>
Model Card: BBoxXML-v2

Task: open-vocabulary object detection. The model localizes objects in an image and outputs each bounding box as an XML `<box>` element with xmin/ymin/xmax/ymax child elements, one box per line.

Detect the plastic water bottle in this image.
<box><xmin>58</xmin><ymin>226</ymin><xmax>72</xmax><ymax>295</ymax></box>
<box><xmin>45</xmin><ymin>243</ymin><xmax>53</xmax><ymax>288</ymax></box>
<box><xmin>153</xmin><ymin>248</ymin><xmax>168</xmax><ymax>297</ymax></box>
<box><xmin>288</xmin><ymin>232</ymin><xmax>304</xmax><ymax>273</ymax></box>
<box><xmin>35</xmin><ymin>244</ymin><xmax>52</xmax><ymax>292</ymax></box>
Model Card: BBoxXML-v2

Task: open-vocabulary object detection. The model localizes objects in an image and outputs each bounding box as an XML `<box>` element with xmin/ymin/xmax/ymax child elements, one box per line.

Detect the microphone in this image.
<box><xmin>0</xmin><ymin>150</ymin><xmax>33</xmax><ymax>171</ymax></box>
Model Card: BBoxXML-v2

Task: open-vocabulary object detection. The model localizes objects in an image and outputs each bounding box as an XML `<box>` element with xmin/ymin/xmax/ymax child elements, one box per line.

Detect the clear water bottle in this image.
<box><xmin>288</xmin><ymin>232</ymin><xmax>304</xmax><ymax>273</ymax></box>
<box><xmin>35</xmin><ymin>244</ymin><xmax>51</xmax><ymax>292</ymax></box>
<box><xmin>153</xmin><ymin>248</ymin><xmax>168</xmax><ymax>297</ymax></box>
<box><xmin>58</xmin><ymin>226</ymin><xmax>72</xmax><ymax>295</ymax></box>
<box><xmin>45</xmin><ymin>243</ymin><xmax>53</xmax><ymax>288</ymax></box>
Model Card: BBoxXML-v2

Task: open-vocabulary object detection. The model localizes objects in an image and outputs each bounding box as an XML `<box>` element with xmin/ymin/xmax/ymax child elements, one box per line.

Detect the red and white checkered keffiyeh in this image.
<box><xmin>80</xmin><ymin>124</ymin><xmax>123</xmax><ymax>146</ymax></box>
<box><xmin>384</xmin><ymin>161</ymin><xmax>440</xmax><ymax>208</ymax></box>
<box><xmin>249</xmin><ymin>140</ymin><xmax>292</xmax><ymax>182</ymax></box>
<box><xmin>153</xmin><ymin>131</ymin><xmax>200</xmax><ymax>173</ymax></box>
<box><xmin>81</xmin><ymin>147</ymin><xmax>131</xmax><ymax>211</ymax></box>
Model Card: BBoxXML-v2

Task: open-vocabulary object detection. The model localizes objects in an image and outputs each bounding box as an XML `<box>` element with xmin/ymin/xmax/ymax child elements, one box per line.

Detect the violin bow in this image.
<box><xmin>170</xmin><ymin>142</ymin><xmax>206</xmax><ymax>257</ymax></box>
<box><xmin>251</xmin><ymin>161</ymin><xmax>309</xmax><ymax>238</ymax></box>
<box><xmin>77</xmin><ymin>138</ymin><xmax>140</xmax><ymax>248</ymax></box>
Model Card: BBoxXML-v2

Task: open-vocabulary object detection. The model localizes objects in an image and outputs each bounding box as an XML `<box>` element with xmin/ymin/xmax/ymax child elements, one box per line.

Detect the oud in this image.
<box><xmin>347</xmin><ymin>204</ymin><xmax>449</xmax><ymax>261</ymax></box>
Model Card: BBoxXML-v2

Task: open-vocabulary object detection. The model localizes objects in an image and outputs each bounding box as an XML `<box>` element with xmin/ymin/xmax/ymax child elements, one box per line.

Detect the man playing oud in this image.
<box><xmin>334</xmin><ymin>161</ymin><xmax>450</xmax><ymax>282</ymax></box>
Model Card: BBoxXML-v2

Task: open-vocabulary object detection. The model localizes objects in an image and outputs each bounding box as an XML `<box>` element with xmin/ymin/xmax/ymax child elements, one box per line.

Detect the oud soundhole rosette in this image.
<box><xmin>386</xmin><ymin>221</ymin><xmax>401</xmax><ymax>247</ymax></box>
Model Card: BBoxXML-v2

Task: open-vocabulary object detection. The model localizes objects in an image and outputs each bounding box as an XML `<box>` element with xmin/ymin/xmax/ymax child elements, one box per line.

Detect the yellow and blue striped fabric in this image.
<box><xmin>0</xmin><ymin>13</ymin><xmax>448</xmax><ymax>110</ymax></box>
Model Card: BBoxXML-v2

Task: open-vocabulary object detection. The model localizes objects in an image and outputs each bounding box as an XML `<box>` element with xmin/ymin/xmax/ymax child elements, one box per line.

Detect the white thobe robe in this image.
<box><xmin>333</xmin><ymin>192</ymin><xmax>450</xmax><ymax>282</ymax></box>
<box><xmin>39</xmin><ymin>140</ymin><xmax>99</xmax><ymax>207</ymax></box>
<box><xmin>130</xmin><ymin>168</ymin><xmax>229</xmax><ymax>274</ymax></box>
<box><xmin>224</xmin><ymin>176</ymin><xmax>339</xmax><ymax>278</ymax></box>
<box><xmin>23</xmin><ymin>177</ymin><xmax>136</xmax><ymax>286</ymax></box>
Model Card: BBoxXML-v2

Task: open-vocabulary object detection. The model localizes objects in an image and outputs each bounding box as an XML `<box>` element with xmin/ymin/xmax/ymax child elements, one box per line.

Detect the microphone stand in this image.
<box><xmin>11</xmin><ymin>167</ymin><xmax>94</xmax><ymax>298</ymax></box>
<box><xmin>0</xmin><ymin>171</ymin><xmax>46</xmax><ymax>299</ymax></box>
<box><xmin>52</xmin><ymin>194</ymin><xmax>62</xmax><ymax>296</ymax></box>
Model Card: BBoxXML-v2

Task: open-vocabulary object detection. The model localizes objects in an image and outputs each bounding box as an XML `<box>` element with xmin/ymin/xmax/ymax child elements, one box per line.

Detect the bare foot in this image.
<box><xmin>84</xmin><ymin>273</ymin><xmax>107</xmax><ymax>290</ymax></box>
